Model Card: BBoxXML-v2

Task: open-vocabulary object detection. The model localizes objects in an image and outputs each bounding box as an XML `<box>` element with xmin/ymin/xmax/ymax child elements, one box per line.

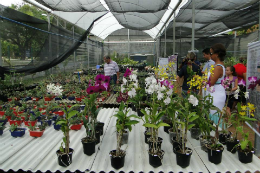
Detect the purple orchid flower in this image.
<box><xmin>104</xmin><ymin>76</ymin><xmax>110</xmax><ymax>83</ymax></box>
<box><xmin>163</xmin><ymin>80</ymin><xmax>170</xmax><ymax>87</ymax></box>
<box><xmin>169</xmin><ymin>84</ymin><xmax>174</xmax><ymax>89</ymax></box>
<box><xmin>248</xmin><ymin>76</ymin><xmax>257</xmax><ymax>83</ymax></box>
<box><xmin>238</xmin><ymin>79</ymin><xmax>246</xmax><ymax>86</ymax></box>
<box><xmin>95</xmin><ymin>74</ymin><xmax>105</xmax><ymax>82</ymax></box>
<box><xmin>123</xmin><ymin>68</ymin><xmax>132</xmax><ymax>77</ymax></box>
<box><xmin>103</xmin><ymin>82</ymin><xmax>109</xmax><ymax>91</ymax></box>
<box><xmin>87</xmin><ymin>86</ymin><xmax>97</xmax><ymax>94</ymax></box>
<box><xmin>96</xmin><ymin>85</ymin><xmax>106</xmax><ymax>93</ymax></box>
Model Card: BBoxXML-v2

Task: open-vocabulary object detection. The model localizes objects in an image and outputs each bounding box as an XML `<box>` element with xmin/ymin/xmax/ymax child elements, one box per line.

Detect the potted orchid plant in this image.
<box><xmin>140</xmin><ymin>75</ymin><xmax>170</xmax><ymax>168</ymax></box>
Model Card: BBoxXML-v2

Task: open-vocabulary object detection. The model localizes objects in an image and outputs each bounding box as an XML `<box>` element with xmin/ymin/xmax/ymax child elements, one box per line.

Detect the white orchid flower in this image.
<box><xmin>134</xmin><ymin>82</ymin><xmax>138</xmax><ymax>88</ymax></box>
<box><xmin>159</xmin><ymin>85</ymin><xmax>166</xmax><ymax>92</ymax></box>
<box><xmin>157</xmin><ymin>91</ymin><xmax>164</xmax><ymax>100</ymax></box>
<box><xmin>130</xmin><ymin>74</ymin><xmax>137</xmax><ymax>82</ymax></box>
<box><xmin>167</xmin><ymin>89</ymin><xmax>173</xmax><ymax>96</ymax></box>
<box><xmin>234</xmin><ymin>93</ymin><xmax>239</xmax><ymax>99</ymax></box>
<box><xmin>164</xmin><ymin>97</ymin><xmax>171</xmax><ymax>105</ymax></box>
<box><xmin>188</xmin><ymin>95</ymin><xmax>198</xmax><ymax>106</ymax></box>
<box><xmin>121</xmin><ymin>86</ymin><xmax>125</xmax><ymax>93</ymax></box>
<box><xmin>128</xmin><ymin>88</ymin><xmax>136</xmax><ymax>98</ymax></box>
<box><xmin>123</xmin><ymin>77</ymin><xmax>127</xmax><ymax>85</ymax></box>
<box><xmin>244</xmin><ymin>92</ymin><xmax>249</xmax><ymax>99</ymax></box>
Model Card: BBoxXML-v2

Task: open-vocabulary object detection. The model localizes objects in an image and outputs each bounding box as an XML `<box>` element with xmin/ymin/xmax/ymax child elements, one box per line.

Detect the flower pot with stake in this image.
<box><xmin>141</xmin><ymin>102</ymin><xmax>169</xmax><ymax>168</ymax></box>
<box><xmin>110</xmin><ymin>102</ymin><xmax>139</xmax><ymax>170</ymax></box>
<box><xmin>175</xmin><ymin>95</ymin><xmax>199</xmax><ymax>168</ymax></box>
<box><xmin>205</xmin><ymin>106</ymin><xmax>225</xmax><ymax>165</ymax></box>
<box><xmin>166</xmin><ymin>99</ymin><xmax>181</xmax><ymax>142</ymax></box>
<box><xmin>55</xmin><ymin>104</ymin><xmax>79</xmax><ymax>167</ymax></box>
<box><xmin>81</xmin><ymin>94</ymin><xmax>102</xmax><ymax>156</ymax></box>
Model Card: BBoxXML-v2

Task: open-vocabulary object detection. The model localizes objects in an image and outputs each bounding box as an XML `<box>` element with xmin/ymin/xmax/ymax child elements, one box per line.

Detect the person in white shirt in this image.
<box><xmin>202</xmin><ymin>48</ymin><xmax>215</xmax><ymax>73</ymax></box>
<box><xmin>103</xmin><ymin>55</ymin><xmax>120</xmax><ymax>84</ymax></box>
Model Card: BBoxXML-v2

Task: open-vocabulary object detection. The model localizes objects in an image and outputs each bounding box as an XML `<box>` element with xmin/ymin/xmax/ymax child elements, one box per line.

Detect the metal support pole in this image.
<box><xmin>73</xmin><ymin>26</ymin><xmax>76</xmax><ymax>71</ymax></box>
<box><xmin>0</xmin><ymin>35</ymin><xmax>2</xmax><ymax>66</ymax></box>
<box><xmin>128</xmin><ymin>29</ymin><xmax>130</xmax><ymax>58</ymax></box>
<box><xmin>191</xmin><ymin>0</ymin><xmax>195</xmax><ymax>51</ymax></box>
<box><xmin>234</xmin><ymin>31</ymin><xmax>237</xmax><ymax>57</ymax></box>
<box><xmin>259</xmin><ymin>1</ymin><xmax>260</xmax><ymax>41</ymax></box>
<box><xmin>47</xmin><ymin>14</ymin><xmax>52</xmax><ymax>74</ymax></box>
<box><xmin>173</xmin><ymin>12</ymin><xmax>176</xmax><ymax>54</ymax></box>
<box><xmin>57</xmin><ymin>17</ymin><xmax>59</xmax><ymax>58</ymax></box>
<box><xmin>87</xmin><ymin>36</ymin><xmax>89</xmax><ymax>70</ymax></box>
<box><xmin>164</xmin><ymin>25</ymin><xmax>167</xmax><ymax>57</ymax></box>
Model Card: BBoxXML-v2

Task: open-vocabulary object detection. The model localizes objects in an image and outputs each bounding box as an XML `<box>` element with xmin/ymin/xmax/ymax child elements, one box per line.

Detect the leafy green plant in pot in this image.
<box><xmin>175</xmin><ymin>94</ymin><xmax>199</xmax><ymax>168</ymax></box>
<box><xmin>142</xmin><ymin>103</ymin><xmax>169</xmax><ymax>168</ymax></box>
<box><xmin>55</xmin><ymin>104</ymin><xmax>79</xmax><ymax>167</ymax></box>
<box><xmin>28</xmin><ymin>121</ymin><xmax>47</xmax><ymax>137</ymax></box>
<box><xmin>235</xmin><ymin>125</ymin><xmax>256</xmax><ymax>163</ymax></box>
<box><xmin>166</xmin><ymin>97</ymin><xmax>181</xmax><ymax>143</ymax></box>
<box><xmin>110</xmin><ymin>102</ymin><xmax>139</xmax><ymax>169</ymax></box>
<box><xmin>205</xmin><ymin>106</ymin><xmax>225</xmax><ymax>165</ymax></box>
<box><xmin>9</xmin><ymin>124</ymin><xmax>26</xmax><ymax>137</ymax></box>
<box><xmin>197</xmin><ymin>94</ymin><xmax>216</xmax><ymax>152</ymax></box>
<box><xmin>226</xmin><ymin>102</ymin><xmax>256</xmax><ymax>153</ymax></box>
<box><xmin>0</xmin><ymin>122</ymin><xmax>6</xmax><ymax>135</ymax></box>
<box><xmin>0</xmin><ymin>115</ymin><xmax>7</xmax><ymax>126</ymax></box>
<box><xmin>81</xmin><ymin>93</ymin><xmax>101</xmax><ymax>155</ymax></box>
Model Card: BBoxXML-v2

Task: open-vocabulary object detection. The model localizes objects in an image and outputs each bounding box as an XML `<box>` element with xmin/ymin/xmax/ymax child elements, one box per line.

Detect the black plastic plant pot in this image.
<box><xmin>176</xmin><ymin>147</ymin><xmax>192</xmax><ymax>168</ymax></box>
<box><xmin>190</xmin><ymin>128</ymin><xmax>201</xmax><ymax>140</ymax></box>
<box><xmin>96</xmin><ymin>122</ymin><xmax>104</xmax><ymax>136</ymax></box>
<box><xmin>163</xmin><ymin>123</ymin><xmax>172</xmax><ymax>134</ymax></box>
<box><xmin>207</xmin><ymin>146</ymin><xmax>224</xmax><ymax>164</ymax></box>
<box><xmin>0</xmin><ymin>130</ymin><xmax>3</xmax><ymax>135</ymax></box>
<box><xmin>53</xmin><ymin>124</ymin><xmax>61</xmax><ymax>131</ymax></box>
<box><xmin>131</xmin><ymin>104</ymin><xmax>136</xmax><ymax>112</ymax></box>
<box><xmin>148</xmin><ymin>137</ymin><xmax>163</xmax><ymax>150</ymax></box>
<box><xmin>82</xmin><ymin>139</ymin><xmax>96</xmax><ymax>156</ymax></box>
<box><xmin>56</xmin><ymin>148</ymin><xmax>74</xmax><ymax>167</ymax></box>
<box><xmin>144</xmin><ymin>131</ymin><xmax>151</xmax><ymax>144</ymax></box>
<box><xmin>238</xmin><ymin>147</ymin><xmax>254</xmax><ymax>163</ymax></box>
<box><xmin>137</xmin><ymin>108</ymin><xmax>144</xmax><ymax>117</ymax></box>
<box><xmin>10</xmin><ymin>128</ymin><xmax>26</xmax><ymax>137</ymax></box>
<box><xmin>148</xmin><ymin>150</ymin><xmax>164</xmax><ymax>168</ymax></box>
<box><xmin>219</xmin><ymin>132</ymin><xmax>231</xmax><ymax>145</ymax></box>
<box><xmin>109</xmin><ymin>150</ymin><xmax>126</xmax><ymax>170</ymax></box>
<box><xmin>226</xmin><ymin>139</ymin><xmax>239</xmax><ymax>153</ymax></box>
<box><xmin>95</xmin><ymin>131</ymin><xmax>100</xmax><ymax>144</ymax></box>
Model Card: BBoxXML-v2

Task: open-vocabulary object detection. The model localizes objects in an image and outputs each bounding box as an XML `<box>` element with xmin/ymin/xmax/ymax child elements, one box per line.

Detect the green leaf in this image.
<box><xmin>128</xmin><ymin>115</ymin><xmax>140</xmax><ymax>119</ymax></box>
<box><xmin>240</xmin><ymin>140</ymin><xmax>248</xmax><ymax>150</ymax></box>
<box><xmin>241</xmin><ymin>117</ymin><xmax>256</xmax><ymax>121</ymax></box>
<box><xmin>189</xmin><ymin>115</ymin><xmax>199</xmax><ymax>122</ymax></box>
<box><xmin>188</xmin><ymin>112</ymin><xmax>197</xmax><ymax>119</ymax></box>
<box><xmin>62</xmin><ymin>137</ymin><xmax>66</xmax><ymax>144</ymax></box>
<box><xmin>143</xmin><ymin>123</ymin><xmax>157</xmax><ymax>129</ymax></box>
<box><xmin>116</xmin><ymin>124</ymin><xmax>123</xmax><ymax>131</ymax></box>
<box><xmin>187</xmin><ymin>124</ymin><xmax>195</xmax><ymax>130</ymax></box>
<box><xmin>156</xmin><ymin>122</ymin><xmax>170</xmax><ymax>128</ymax></box>
<box><xmin>125</xmin><ymin>120</ymin><xmax>139</xmax><ymax>126</ymax></box>
<box><xmin>68</xmin><ymin>110</ymin><xmax>79</xmax><ymax>119</ymax></box>
<box><xmin>56</xmin><ymin>120</ymin><xmax>66</xmax><ymax>125</ymax></box>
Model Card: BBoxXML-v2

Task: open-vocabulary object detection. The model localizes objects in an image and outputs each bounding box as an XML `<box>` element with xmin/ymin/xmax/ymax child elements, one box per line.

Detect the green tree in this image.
<box><xmin>1</xmin><ymin>3</ymin><xmax>48</xmax><ymax>60</ymax></box>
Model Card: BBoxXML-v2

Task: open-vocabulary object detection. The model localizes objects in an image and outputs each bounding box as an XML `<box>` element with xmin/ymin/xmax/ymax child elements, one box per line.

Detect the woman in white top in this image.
<box><xmin>207</xmin><ymin>43</ymin><xmax>226</xmax><ymax>127</ymax></box>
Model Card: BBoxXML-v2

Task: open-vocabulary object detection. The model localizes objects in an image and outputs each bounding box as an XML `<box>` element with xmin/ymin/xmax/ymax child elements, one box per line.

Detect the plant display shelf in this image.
<box><xmin>0</xmin><ymin>108</ymin><xmax>260</xmax><ymax>173</ymax></box>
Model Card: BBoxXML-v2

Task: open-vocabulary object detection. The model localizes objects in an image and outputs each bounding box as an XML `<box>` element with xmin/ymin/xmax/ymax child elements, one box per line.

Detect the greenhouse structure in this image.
<box><xmin>0</xmin><ymin>0</ymin><xmax>260</xmax><ymax>172</ymax></box>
